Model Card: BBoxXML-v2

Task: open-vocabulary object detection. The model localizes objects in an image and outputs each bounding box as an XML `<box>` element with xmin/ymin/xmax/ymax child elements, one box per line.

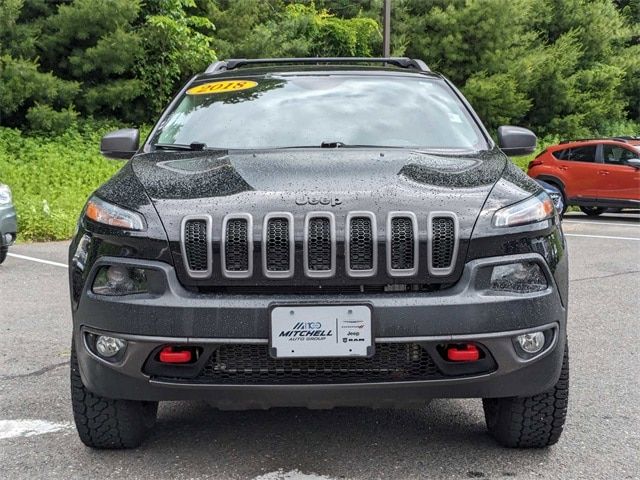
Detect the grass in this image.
<box><xmin>0</xmin><ymin>125</ymin><xmax>123</xmax><ymax>241</ymax></box>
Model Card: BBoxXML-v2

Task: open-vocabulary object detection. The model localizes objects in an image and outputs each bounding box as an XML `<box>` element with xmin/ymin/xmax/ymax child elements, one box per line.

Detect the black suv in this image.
<box><xmin>69</xmin><ymin>58</ymin><xmax>568</xmax><ymax>449</ymax></box>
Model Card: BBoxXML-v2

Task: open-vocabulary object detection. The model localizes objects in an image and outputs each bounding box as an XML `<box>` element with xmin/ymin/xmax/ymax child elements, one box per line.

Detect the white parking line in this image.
<box><xmin>253</xmin><ymin>470</ymin><xmax>337</xmax><ymax>480</ymax></box>
<box><xmin>565</xmin><ymin>233</ymin><xmax>640</xmax><ymax>241</ymax></box>
<box><xmin>563</xmin><ymin>220</ymin><xmax>640</xmax><ymax>227</ymax></box>
<box><xmin>7</xmin><ymin>253</ymin><xmax>68</xmax><ymax>268</ymax></box>
<box><xmin>0</xmin><ymin>420</ymin><xmax>73</xmax><ymax>440</ymax></box>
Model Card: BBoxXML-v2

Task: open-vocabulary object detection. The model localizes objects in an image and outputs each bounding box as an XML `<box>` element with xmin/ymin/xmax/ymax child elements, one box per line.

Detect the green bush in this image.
<box><xmin>0</xmin><ymin>124</ymin><xmax>123</xmax><ymax>241</ymax></box>
<box><xmin>25</xmin><ymin>103</ymin><xmax>78</xmax><ymax>135</ymax></box>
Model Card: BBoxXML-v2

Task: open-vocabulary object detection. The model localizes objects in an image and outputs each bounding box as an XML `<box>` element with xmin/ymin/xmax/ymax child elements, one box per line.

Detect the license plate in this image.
<box><xmin>270</xmin><ymin>305</ymin><xmax>373</xmax><ymax>358</ymax></box>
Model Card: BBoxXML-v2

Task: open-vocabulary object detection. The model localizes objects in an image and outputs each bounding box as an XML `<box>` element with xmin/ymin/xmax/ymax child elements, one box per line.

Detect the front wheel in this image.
<box><xmin>483</xmin><ymin>344</ymin><xmax>569</xmax><ymax>448</ymax></box>
<box><xmin>0</xmin><ymin>246</ymin><xmax>7</xmax><ymax>264</ymax></box>
<box><xmin>70</xmin><ymin>343</ymin><xmax>158</xmax><ymax>449</ymax></box>
<box><xmin>579</xmin><ymin>206</ymin><xmax>605</xmax><ymax>216</ymax></box>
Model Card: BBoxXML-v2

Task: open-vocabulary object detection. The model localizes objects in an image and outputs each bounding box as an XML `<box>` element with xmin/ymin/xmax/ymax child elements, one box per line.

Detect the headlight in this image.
<box><xmin>0</xmin><ymin>184</ymin><xmax>12</xmax><ymax>204</ymax></box>
<box><xmin>492</xmin><ymin>192</ymin><xmax>555</xmax><ymax>228</ymax></box>
<box><xmin>84</xmin><ymin>196</ymin><xmax>145</xmax><ymax>230</ymax></box>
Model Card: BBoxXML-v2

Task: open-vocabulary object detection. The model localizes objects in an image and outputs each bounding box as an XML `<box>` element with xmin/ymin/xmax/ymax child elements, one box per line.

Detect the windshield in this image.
<box><xmin>151</xmin><ymin>74</ymin><xmax>489</xmax><ymax>151</ymax></box>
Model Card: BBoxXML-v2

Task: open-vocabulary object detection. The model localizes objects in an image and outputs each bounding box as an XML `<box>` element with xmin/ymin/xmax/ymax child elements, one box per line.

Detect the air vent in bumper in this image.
<box><xmin>186</xmin><ymin>343</ymin><xmax>444</xmax><ymax>385</ymax></box>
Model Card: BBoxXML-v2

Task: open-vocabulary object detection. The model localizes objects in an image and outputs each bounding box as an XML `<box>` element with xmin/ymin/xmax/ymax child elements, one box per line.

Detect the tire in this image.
<box><xmin>579</xmin><ymin>206</ymin><xmax>605</xmax><ymax>216</ymax></box>
<box><xmin>0</xmin><ymin>246</ymin><xmax>7</xmax><ymax>264</ymax></box>
<box><xmin>70</xmin><ymin>342</ymin><xmax>158</xmax><ymax>449</ymax></box>
<box><xmin>483</xmin><ymin>343</ymin><xmax>569</xmax><ymax>448</ymax></box>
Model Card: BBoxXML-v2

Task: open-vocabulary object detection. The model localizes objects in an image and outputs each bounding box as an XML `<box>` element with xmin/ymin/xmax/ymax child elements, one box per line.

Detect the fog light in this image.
<box><xmin>92</xmin><ymin>265</ymin><xmax>148</xmax><ymax>296</ymax></box>
<box><xmin>516</xmin><ymin>332</ymin><xmax>545</xmax><ymax>354</ymax></box>
<box><xmin>490</xmin><ymin>262</ymin><xmax>547</xmax><ymax>293</ymax></box>
<box><xmin>95</xmin><ymin>335</ymin><xmax>127</xmax><ymax>358</ymax></box>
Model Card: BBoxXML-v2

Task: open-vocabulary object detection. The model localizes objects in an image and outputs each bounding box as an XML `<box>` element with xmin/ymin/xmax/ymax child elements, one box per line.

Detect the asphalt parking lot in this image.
<box><xmin>1</xmin><ymin>212</ymin><xmax>639</xmax><ymax>480</ymax></box>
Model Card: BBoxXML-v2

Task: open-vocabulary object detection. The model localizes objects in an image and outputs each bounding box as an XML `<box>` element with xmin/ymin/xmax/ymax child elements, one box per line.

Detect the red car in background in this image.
<box><xmin>528</xmin><ymin>137</ymin><xmax>640</xmax><ymax>215</ymax></box>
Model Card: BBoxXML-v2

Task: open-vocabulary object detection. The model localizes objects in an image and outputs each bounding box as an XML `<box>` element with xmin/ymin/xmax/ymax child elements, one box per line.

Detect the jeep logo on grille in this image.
<box><xmin>295</xmin><ymin>195</ymin><xmax>342</xmax><ymax>207</ymax></box>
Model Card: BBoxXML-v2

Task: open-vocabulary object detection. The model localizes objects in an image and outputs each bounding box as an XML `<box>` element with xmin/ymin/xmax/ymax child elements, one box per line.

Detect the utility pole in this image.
<box><xmin>383</xmin><ymin>0</ymin><xmax>391</xmax><ymax>57</ymax></box>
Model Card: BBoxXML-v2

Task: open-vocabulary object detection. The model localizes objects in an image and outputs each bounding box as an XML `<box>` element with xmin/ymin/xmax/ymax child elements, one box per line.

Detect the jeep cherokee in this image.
<box><xmin>69</xmin><ymin>57</ymin><xmax>569</xmax><ymax>449</ymax></box>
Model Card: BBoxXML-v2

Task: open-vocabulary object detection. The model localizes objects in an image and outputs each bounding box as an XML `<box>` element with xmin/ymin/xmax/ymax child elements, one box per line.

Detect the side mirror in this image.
<box><xmin>627</xmin><ymin>158</ymin><xmax>640</xmax><ymax>168</ymax></box>
<box><xmin>497</xmin><ymin>126</ymin><xmax>537</xmax><ymax>157</ymax></box>
<box><xmin>100</xmin><ymin>128</ymin><xmax>140</xmax><ymax>160</ymax></box>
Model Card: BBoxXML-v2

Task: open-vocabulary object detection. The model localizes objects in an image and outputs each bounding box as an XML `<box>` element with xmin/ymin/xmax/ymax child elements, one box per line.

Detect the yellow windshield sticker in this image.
<box><xmin>186</xmin><ymin>80</ymin><xmax>258</xmax><ymax>95</ymax></box>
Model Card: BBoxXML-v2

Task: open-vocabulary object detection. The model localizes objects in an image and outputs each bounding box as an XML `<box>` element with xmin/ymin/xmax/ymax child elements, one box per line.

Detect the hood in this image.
<box><xmin>127</xmin><ymin>148</ymin><xmax>525</xmax><ymax>286</ymax></box>
<box><xmin>131</xmin><ymin>147</ymin><xmax>507</xmax><ymax>204</ymax></box>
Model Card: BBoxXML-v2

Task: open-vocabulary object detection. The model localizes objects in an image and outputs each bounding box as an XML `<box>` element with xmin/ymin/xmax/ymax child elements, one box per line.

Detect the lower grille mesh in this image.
<box><xmin>432</xmin><ymin>217</ymin><xmax>455</xmax><ymax>269</ymax></box>
<box><xmin>184</xmin><ymin>220</ymin><xmax>208</xmax><ymax>271</ymax></box>
<box><xmin>188</xmin><ymin>343</ymin><xmax>443</xmax><ymax>385</ymax></box>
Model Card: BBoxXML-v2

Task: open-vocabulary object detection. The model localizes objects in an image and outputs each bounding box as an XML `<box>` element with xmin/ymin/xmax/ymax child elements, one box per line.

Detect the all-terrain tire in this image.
<box><xmin>579</xmin><ymin>206</ymin><xmax>605</xmax><ymax>216</ymax></box>
<box><xmin>482</xmin><ymin>343</ymin><xmax>569</xmax><ymax>448</ymax></box>
<box><xmin>0</xmin><ymin>246</ymin><xmax>7</xmax><ymax>264</ymax></box>
<box><xmin>70</xmin><ymin>343</ymin><xmax>158</xmax><ymax>449</ymax></box>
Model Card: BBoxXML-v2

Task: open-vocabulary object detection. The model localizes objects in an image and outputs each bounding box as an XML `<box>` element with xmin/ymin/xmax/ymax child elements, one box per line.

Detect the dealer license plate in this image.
<box><xmin>270</xmin><ymin>305</ymin><xmax>372</xmax><ymax>358</ymax></box>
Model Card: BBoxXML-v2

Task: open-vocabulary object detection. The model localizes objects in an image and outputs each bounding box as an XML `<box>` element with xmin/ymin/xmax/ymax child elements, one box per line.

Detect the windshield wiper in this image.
<box><xmin>152</xmin><ymin>142</ymin><xmax>208</xmax><ymax>151</ymax></box>
<box><xmin>278</xmin><ymin>142</ymin><xmax>393</xmax><ymax>149</ymax></box>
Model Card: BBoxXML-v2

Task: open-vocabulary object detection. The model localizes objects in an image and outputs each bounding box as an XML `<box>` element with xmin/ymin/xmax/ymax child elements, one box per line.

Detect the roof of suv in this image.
<box><xmin>547</xmin><ymin>137</ymin><xmax>640</xmax><ymax>152</ymax></box>
<box><xmin>195</xmin><ymin>57</ymin><xmax>441</xmax><ymax>80</ymax></box>
<box><xmin>206</xmin><ymin>57</ymin><xmax>430</xmax><ymax>72</ymax></box>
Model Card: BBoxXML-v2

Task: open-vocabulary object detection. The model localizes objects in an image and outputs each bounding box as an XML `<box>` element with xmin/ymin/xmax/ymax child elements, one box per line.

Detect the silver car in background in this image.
<box><xmin>0</xmin><ymin>184</ymin><xmax>17</xmax><ymax>264</ymax></box>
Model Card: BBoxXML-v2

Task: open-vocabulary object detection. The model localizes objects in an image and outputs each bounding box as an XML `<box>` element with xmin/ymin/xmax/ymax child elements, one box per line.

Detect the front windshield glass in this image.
<box><xmin>151</xmin><ymin>74</ymin><xmax>488</xmax><ymax>151</ymax></box>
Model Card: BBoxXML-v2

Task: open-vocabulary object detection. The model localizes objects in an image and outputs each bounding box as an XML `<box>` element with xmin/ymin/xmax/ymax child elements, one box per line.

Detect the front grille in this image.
<box><xmin>349</xmin><ymin>216</ymin><xmax>374</xmax><ymax>271</ymax></box>
<box><xmin>184</xmin><ymin>219</ymin><xmax>209</xmax><ymax>272</ymax></box>
<box><xmin>224</xmin><ymin>218</ymin><xmax>249</xmax><ymax>272</ymax></box>
<box><xmin>180</xmin><ymin>211</ymin><xmax>458</xmax><ymax>280</ymax></box>
<box><xmin>184</xmin><ymin>343</ymin><xmax>443</xmax><ymax>385</ymax></box>
<box><xmin>307</xmin><ymin>217</ymin><xmax>332</xmax><ymax>272</ymax></box>
<box><xmin>431</xmin><ymin>217</ymin><xmax>455</xmax><ymax>270</ymax></box>
<box><xmin>390</xmin><ymin>216</ymin><xmax>415</xmax><ymax>270</ymax></box>
<box><xmin>266</xmin><ymin>217</ymin><xmax>290</xmax><ymax>272</ymax></box>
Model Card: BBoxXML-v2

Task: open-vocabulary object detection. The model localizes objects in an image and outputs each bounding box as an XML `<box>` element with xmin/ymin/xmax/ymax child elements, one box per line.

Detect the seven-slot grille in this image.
<box><xmin>183</xmin><ymin>219</ymin><xmax>209</xmax><ymax>273</ymax></box>
<box><xmin>181</xmin><ymin>212</ymin><xmax>456</xmax><ymax>279</ymax></box>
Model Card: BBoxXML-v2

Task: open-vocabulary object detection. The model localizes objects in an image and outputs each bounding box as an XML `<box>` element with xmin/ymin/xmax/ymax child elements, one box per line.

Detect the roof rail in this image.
<box><xmin>559</xmin><ymin>137</ymin><xmax>634</xmax><ymax>144</ymax></box>
<box><xmin>205</xmin><ymin>57</ymin><xmax>430</xmax><ymax>74</ymax></box>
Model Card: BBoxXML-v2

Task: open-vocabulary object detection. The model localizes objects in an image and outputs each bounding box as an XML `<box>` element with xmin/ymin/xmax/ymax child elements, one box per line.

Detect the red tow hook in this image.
<box><xmin>159</xmin><ymin>346</ymin><xmax>193</xmax><ymax>364</ymax></box>
<box><xmin>446</xmin><ymin>343</ymin><xmax>480</xmax><ymax>362</ymax></box>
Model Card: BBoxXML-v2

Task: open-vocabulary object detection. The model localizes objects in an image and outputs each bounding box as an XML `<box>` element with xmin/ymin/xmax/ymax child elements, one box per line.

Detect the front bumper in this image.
<box><xmin>73</xmin><ymin>253</ymin><xmax>567</xmax><ymax>406</ymax></box>
<box><xmin>0</xmin><ymin>204</ymin><xmax>17</xmax><ymax>245</ymax></box>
